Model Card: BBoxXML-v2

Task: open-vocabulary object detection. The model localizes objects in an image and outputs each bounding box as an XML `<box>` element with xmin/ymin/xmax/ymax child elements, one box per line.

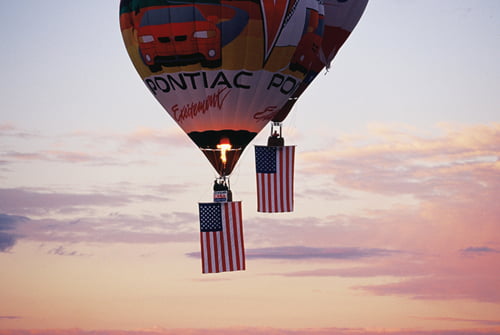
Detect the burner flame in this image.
<box><xmin>216</xmin><ymin>138</ymin><xmax>232</xmax><ymax>165</ymax></box>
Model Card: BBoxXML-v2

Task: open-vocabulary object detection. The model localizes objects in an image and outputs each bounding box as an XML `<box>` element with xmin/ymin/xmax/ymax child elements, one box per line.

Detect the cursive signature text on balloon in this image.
<box><xmin>171</xmin><ymin>87</ymin><xmax>231</xmax><ymax>124</ymax></box>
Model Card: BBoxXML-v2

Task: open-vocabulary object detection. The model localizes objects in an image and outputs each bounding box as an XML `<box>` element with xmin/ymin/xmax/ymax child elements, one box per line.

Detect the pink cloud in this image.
<box><xmin>412</xmin><ymin>316</ymin><xmax>500</xmax><ymax>326</ymax></box>
<box><xmin>62</xmin><ymin>127</ymin><xmax>190</xmax><ymax>149</ymax></box>
<box><xmin>121</xmin><ymin>126</ymin><xmax>192</xmax><ymax>149</ymax></box>
<box><xmin>0</xmin><ymin>149</ymin><xmax>119</xmax><ymax>165</ymax></box>
<box><xmin>285</xmin><ymin>124</ymin><xmax>500</xmax><ymax>303</ymax></box>
<box><xmin>279</xmin><ymin>257</ymin><xmax>427</xmax><ymax>278</ymax></box>
<box><xmin>0</xmin><ymin>126</ymin><xmax>192</xmax><ymax>167</ymax></box>
<box><xmin>2</xmin><ymin>151</ymin><xmax>46</xmax><ymax>161</ymax></box>
<box><xmin>1</xmin><ymin>328</ymin><xmax>500</xmax><ymax>335</ymax></box>
<box><xmin>241</xmin><ymin>194</ymin><xmax>500</xmax><ymax>302</ymax></box>
<box><xmin>0</xmin><ymin>123</ymin><xmax>42</xmax><ymax>139</ymax></box>
<box><xmin>299</xmin><ymin>123</ymin><xmax>500</xmax><ymax>199</ymax></box>
<box><xmin>356</xmin><ymin>274</ymin><xmax>500</xmax><ymax>302</ymax></box>
<box><xmin>0</xmin><ymin>123</ymin><xmax>15</xmax><ymax>131</ymax></box>
<box><xmin>44</xmin><ymin>150</ymin><xmax>114</xmax><ymax>164</ymax></box>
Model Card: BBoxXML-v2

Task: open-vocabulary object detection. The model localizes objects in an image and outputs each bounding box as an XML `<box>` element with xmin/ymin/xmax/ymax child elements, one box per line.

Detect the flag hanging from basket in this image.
<box><xmin>255</xmin><ymin>145</ymin><xmax>295</xmax><ymax>213</ymax></box>
<box><xmin>198</xmin><ymin>201</ymin><xmax>245</xmax><ymax>274</ymax></box>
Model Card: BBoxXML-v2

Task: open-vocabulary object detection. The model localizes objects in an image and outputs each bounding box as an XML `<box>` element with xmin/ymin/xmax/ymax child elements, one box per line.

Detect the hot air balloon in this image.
<box><xmin>120</xmin><ymin>0</ymin><xmax>326</xmax><ymax>182</ymax></box>
<box><xmin>255</xmin><ymin>0</ymin><xmax>368</xmax><ymax>213</ymax></box>
<box><xmin>273</xmin><ymin>0</ymin><xmax>369</xmax><ymax>123</ymax></box>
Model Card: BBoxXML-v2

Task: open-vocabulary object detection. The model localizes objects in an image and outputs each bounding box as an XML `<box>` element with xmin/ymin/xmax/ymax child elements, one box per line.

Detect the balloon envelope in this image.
<box><xmin>119</xmin><ymin>0</ymin><xmax>366</xmax><ymax>175</ymax></box>
<box><xmin>273</xmin><ymin>0</ymin><xmax>369</xmax><ymax>122</ymax></box>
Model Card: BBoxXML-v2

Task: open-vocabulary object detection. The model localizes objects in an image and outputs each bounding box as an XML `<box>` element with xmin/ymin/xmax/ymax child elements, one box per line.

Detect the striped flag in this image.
<box><xmin>199</xmin><ymin>201</ymin><xmax>245</xmax><ymax>274</ymax></box>
<box><xmin>255</xmin><ymin>145</ymin><xmax>295</xmax><ymax>213</ymax></box>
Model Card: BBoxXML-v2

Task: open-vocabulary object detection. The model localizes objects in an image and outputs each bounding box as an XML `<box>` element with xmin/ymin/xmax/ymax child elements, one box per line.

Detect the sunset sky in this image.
<box><xmin>1</xmin><ymin>1</ymin><xmax>500</xmax><ymax>334</ymax></box>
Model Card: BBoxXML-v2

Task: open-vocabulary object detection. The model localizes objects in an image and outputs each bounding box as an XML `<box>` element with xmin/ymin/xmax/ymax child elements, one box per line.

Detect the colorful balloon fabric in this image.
<box><xmin>119</xmin><ymin>0</ymin><xmax>368</xmax><ymax>176</ymax></box>
<box><xmin>272</xmin><ymin>0</ymin><xmax>368</xmax><ymax>122</ymax></box>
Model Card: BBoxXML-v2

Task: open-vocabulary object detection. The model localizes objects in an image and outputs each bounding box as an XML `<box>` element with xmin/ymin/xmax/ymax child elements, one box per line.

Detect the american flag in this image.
<box><xmin>255</xmin><ymin>145</ymin><xmax>295</xmax><ymax>213</ymax></box>
<box><xmin>199</xmin><ymin>201</ymin><xmax>245</xmax><ymax>274</ymax></box>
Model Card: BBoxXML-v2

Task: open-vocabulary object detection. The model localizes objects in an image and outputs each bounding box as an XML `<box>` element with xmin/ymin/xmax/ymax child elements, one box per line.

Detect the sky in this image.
<box><xmin>1</xmin><ymin>0</ymin><xmax>500</xmax><ymax>334</ymax></box>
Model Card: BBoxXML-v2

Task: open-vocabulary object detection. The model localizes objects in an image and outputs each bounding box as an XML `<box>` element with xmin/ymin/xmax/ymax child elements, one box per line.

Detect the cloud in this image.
<box><xmin>0</xmin><ymin>123</ymin><xmax>14</xmax><ymax>131</ymax></box>
<box><xmin>0</xmin><ymin>125</ymin><xmax>192</xmax><ymax>167</ymax></box>
<box><xmin>0</xmin><ymin>123</ymin><xmax>41</xmax><ymax>139</ymax></box>
<box><xmin>0</xmin><ymin>328</ymin><xmax>500</xmax><ymax>335</ymax></box>
<box><xmin>0</xmin><ymin>187</ymin><xmax>199</xmax><ymax>248</ymax></box>
<box><xmin>120</xmin><ymin>126</ymin><xmax>192</xmax><ymax>149</ymax></box>
<box><xmin>1</xmin><ymin>150</ymin><xmax>121</xmax><ymax>165</ymax></box>
<box><xmin>413</xmin><ymin>316</ymin><xmax>500</xmax><ymax>326</ymax></box>
<box><xmin>186</xmin><ymin>246</ymin><xmax>400</xmax><ymax>261</ymax></box>
<box><xmin>300</xmin><ymin>123</ymin><xmax>500</xmax><ymax>200</ymax></box>
<box><xmin>355</xmin><ymin>274</ymin><xmax>500</xmax><ymax>303</ymax></box>
<box><xmin>0</xmin><ymin>315</ymin><xmax>22</xmax><ymax>320</ymax></box>
<box><xmin>0</xmin><ymin>213</ymin><xmax>22</xmax><ymax>229</ymax></box>
<box><xmin>0</xmin><ymin>232</ymin><xmax>16</xmax><ymax>252</ymax></box>
<box><xmin>7</xmin><ymin>211</ymin><xmax>198</xmax><ymax>245</ymax></box>
<box><xmin>0</xmin><ymin>187</ymin><xmax>174</xmax><ymax>216</ymax></box>
<box><xmin>47</xmin><ymin>245</ymin><xmax>89</xmax><ymax>257</ymax></box>
<box><xmin>1</xmin><ymin>123</ymin><xmax>187</xmax><ymax>147</ymax></box>
<box><xmin>245</xmin><ymin>246</ymin><xmax>399</xmax><ymax>260</ymax></box>
<box><xmin>63</xmin><ymin>127</ymin><xmax>193</xmax><ymax>160</ymax></box>
<box><xmin>296</xmin><ymin>183</ymin><xmax>348</xmax><ymax>201</ymax></box>
<box><xmin>0</xmin><ymin>214</ymin><xmax>26</xmax><ymax>252</ymax></box>
<box><xmin>0</xmin><ymin>188</ymin><xmax>129</xmax><ymax>215</ymax></box>
<box><xmin>278</xmin><ymin>261</ymin><xmax>425</xmax><ymax>278</ymax></box>
<box><xmin>461</xmin><ymin>246</ymin><xmax>500</xmax><ymax>255</ymax></box>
